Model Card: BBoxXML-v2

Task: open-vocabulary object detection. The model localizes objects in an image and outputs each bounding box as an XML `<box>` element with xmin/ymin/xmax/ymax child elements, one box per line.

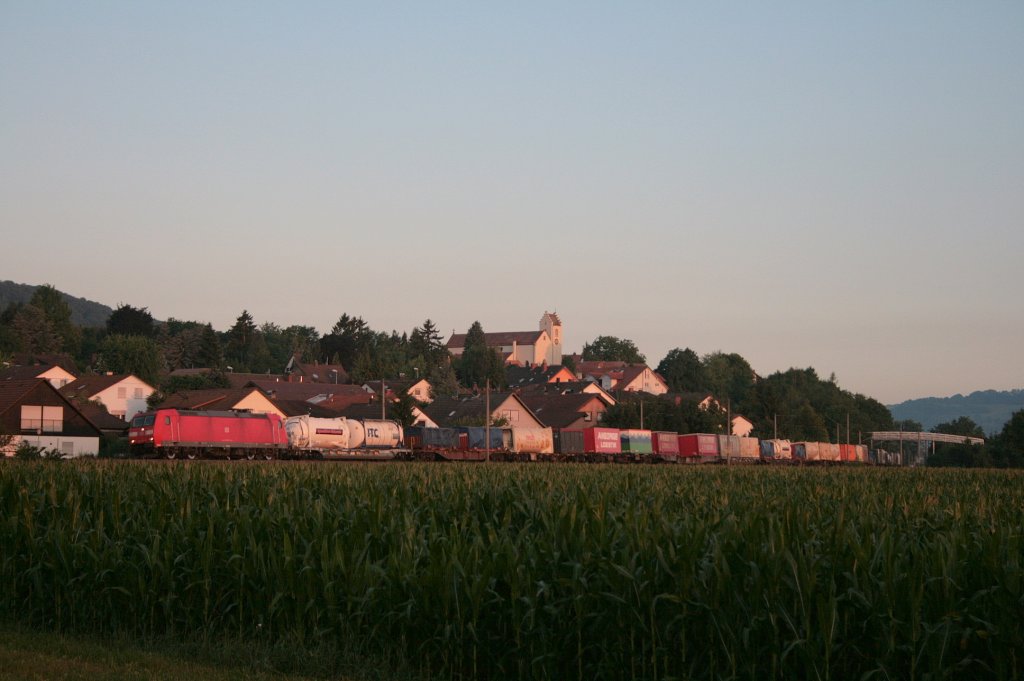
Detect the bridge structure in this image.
<box><xmin>868</xmin><ymin>431</ymin><xmax>985</xmax><ymax>466</ymax></box>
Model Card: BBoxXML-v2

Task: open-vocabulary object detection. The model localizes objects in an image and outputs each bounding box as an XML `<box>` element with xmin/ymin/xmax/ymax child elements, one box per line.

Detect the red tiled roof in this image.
<box><xmin>60</xmin><ymin>374</ymin><xmax>149</xmax><ymax>399</ymax></box>
<box><xmin>518</xmin><ymin>393</ymin><xmax>605</xmax><ymax>429</ymax></box>
<box><xmin>0</xmin><ymin>379</ymin><xmax>43</xmax><ymax>415</ymax></box>
<box><xmin>1</xmin><ymin>365</ymin><xmax>57</xmax><ymax>381</ymax></box>
<box><xmin>244</xmin><ymin>380</ymin><xmax>367</xmax><ymax>402</ymax></box>
<box><xmin>157</xmin><ymin>388</ymin><xmax>269</xmax><ymax>411</ymax></box>
<box><xmin>446</xmin><ymin>331</ymin><xmax>545</xmax><ymax>349</ymax></box>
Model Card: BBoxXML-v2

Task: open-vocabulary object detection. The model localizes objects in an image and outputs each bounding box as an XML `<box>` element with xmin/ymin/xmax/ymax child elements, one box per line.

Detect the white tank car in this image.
<box><xmin>346</xmin><ymin>419</ymin><xmax>404</xmax><ymax>449</ymax></box>
<box><xmin>284</xmin><ymin>415</ymin><xmax>404</xmax><ymax>451</ymax></box>
<box><xmin>284</xmin><ymin>415</ymin><xmax>353</xmax><ymax>450</ymax></box>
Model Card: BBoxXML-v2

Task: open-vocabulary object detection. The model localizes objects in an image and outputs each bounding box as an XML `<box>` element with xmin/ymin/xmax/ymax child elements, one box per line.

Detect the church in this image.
<box><xmin>446</xmin><ymin>312</ymin><xmax>563</xmax><ymax>367</ymax></box>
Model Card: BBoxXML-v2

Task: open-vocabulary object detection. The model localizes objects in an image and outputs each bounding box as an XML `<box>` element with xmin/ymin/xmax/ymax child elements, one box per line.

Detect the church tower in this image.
<box><xmin>539</xmin><ymin>311</ymin><xmax>563</xmax><ymax>366</ymax></box>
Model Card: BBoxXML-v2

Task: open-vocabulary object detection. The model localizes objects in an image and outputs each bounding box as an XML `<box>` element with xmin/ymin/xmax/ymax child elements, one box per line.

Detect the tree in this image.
<box><xmin>11</xmin><ymin>305</ymin><xmax>60</xmax><ymax>354</ymax></box>
<box><xmin>428</xmin><ymin>361</ymin><xmax>460</xmax><ymax>400</ymax></box>
<box><xmin>893</xmin><ymin>419</ymin><xmax>923</xmax><ymax>433</ymax></box>
<box><xmin>457</xmin><ymin>322</ymin><xmax>505</xmax><ymax>389</ymax></box>
<box><xmin>197</xmin><ymin>324</ymin><xmax>224</xmax><ymax>368</ymax></box>
<box><xmin>932</xmin><ymin>417</ymin><xmax>985</xmax><ymax>439</ymax></box>
<box><xmin>29</xmin><ymin>284</ymin><xmax>79</xmax><ymax>354</ymax></box>
<box><xmin>702</xmin><ymin>352</ymin><xmax>756</xmax><ymax>410</ymax></box>
<box><xmin>657</xmin><ymin>348</ymin><xmax>708</xmax><ymax>393</ymax></box>
<box><xmin>225</xmin><ymin>310</ymin><xmax>257</xmax><ymax>371</ymax></box>
<box><xmin>928</xmin><ymin>416</ymin><xmax>989</xmax><ymax>468</ymax></box>
<box><xmin>321</xmin><ymin>314</ymin><xmax>371</xmax><ymax>370</ymax></box>
<box><xmin>106</xmin><ymin>304</ymin><xmax>155</xmax><ymax>337</ymax></box>
<box><xmin>581</xmin><ymin>336</ymin><xmax>646</xmax><ymax>364</ymax></box>
<box><xmin>387</xmin><ymin>391</ymin><xmax>420</xmax><ymax>428</ymax></box>
<box><xmin>989</xmin><ymin>410</ymin><xmax>1024</xmax><ymax>468</ymax></box>
<box><xmin>409</xmin><ymin>318</ymin><xmax>448</xmax><ymax>372</ymax></box>
<box><xmin>97</xmin><ymin>335</ymin><xmax>162</xmax><ymax>383</ymax></box>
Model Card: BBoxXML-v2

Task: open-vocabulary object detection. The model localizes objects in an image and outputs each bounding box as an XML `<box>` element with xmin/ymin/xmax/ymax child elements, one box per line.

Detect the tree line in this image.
<box><xmin>3</xmin><ymin>285</ymin><xmax>1020</xmax><ymax>465</ymax></box>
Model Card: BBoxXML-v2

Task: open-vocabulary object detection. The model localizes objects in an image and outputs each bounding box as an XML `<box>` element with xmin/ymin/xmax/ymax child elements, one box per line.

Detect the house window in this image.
<box><xmin>20</xmin><ymin>406</ymin><xmax>63</xmax><ymax>433</ymax></box>
<box><xmin>61</xmin><ymin>441</ymin><xmax>74</xmax><ymax>456</ymax></box>
<box><xmin>117</xmin><ymin>387</ymin><xmax>127</xmax><ymax>399</ymax></box>
<box><xmin>584</xmin><ymin>412</ymin><xmax>592</xmax><ymax>422</ymax></box>
<box><xmin>133</xmin><ymin>388</ymin><xmax>143</xmax><ymax>399</ymax></box>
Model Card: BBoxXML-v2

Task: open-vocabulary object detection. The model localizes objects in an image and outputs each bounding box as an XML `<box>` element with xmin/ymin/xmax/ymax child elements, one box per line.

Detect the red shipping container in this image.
<box><xmin>652</xmin><ymin>432</ymin><xmax>680</xmax><ymax>455</ymax></box>
<box><xmin>583</xmin><ymin>427</ymin><xmax>622</xmax><ymax>454</ymax></box>
<box><xmin>678</xmin><ymin>433</ymin><xmax>719</xmax><ymax>458</ymax></box>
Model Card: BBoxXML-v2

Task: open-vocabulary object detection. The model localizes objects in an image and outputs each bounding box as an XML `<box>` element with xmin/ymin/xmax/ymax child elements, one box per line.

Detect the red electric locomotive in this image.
<box><xmin>129</xmin><ymin>408</ymin><xmax>286</xmax><ymax>460</ymax></box>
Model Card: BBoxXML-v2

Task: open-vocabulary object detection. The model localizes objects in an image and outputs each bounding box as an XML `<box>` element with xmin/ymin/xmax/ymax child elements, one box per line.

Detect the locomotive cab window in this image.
<box><xmin>131</xmin><ymin>416</ymin><xmax>145</xmax><ymax>427</ymax></box>
<box><xmin>143</xmin><ymin>415</ymin><xmax>155</xmax><ymax>426</ymax></box>
<box><xmin>165</xmin><ymin>416</ymin><xmax>171</xmax><ymax>425</ymax></box>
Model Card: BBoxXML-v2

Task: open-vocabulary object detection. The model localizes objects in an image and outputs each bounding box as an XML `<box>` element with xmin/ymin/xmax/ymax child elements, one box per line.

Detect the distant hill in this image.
<box><xmin>889</xmin><ymin>389</ymin><xmax>1024</xmax><ymax>437</ymax></box>
<box><xmin>0</xmin><ymin>280</ymin><xmax>114</xmax><ymax>328</ymax></box>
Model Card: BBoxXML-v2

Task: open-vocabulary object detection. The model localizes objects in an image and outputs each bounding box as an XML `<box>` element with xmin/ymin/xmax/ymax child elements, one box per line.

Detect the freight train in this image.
<box><xmin>128</xmin><ymin>408</ymin><xmax>872</xmax><ymax>463</ymax></box>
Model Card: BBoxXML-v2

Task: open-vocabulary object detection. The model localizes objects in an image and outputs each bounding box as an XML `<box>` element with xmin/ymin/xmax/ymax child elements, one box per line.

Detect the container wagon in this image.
<box><xmin>678</xmin><ymin>433</ymin><xmax>719</xmax><ymax>462</ymax></box>
<box><xmin>739</xmin><ymin>437</ymin><xmax>761</xmax><ymax>461</ymax></box>
<box><xmin>717</xmin><ymin>434</ymin><xmax>742</xmax><ymax>462</ymax></box>
<box><xmin>502</xmin><ymin>427</ymin><xmax>555</xmax><ymax>458</ymax></box>
<box><xmin>405</xmin><ymin>426</ymin><xmax>467</xmax><ymax>460</ymax></box>
<box><xmin>760</xmin><ymin>439</ymin><xmax>792</xmax><ymax>460</ymax></box>
<box><xmin>619</xmin><ymin>429</ymin><xmax>653</xmax><ymax>460</ymax></box>
<box><xmin>651</xmin><ymin>431</ymin><xmax>680</xmax><ymax>463</ymax></box>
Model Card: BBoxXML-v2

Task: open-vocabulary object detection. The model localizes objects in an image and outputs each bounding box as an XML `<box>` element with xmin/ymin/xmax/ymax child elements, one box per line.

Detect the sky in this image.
<box><xmin>2</xmin><ymin>2</ymin><xmax>1022</xmax><ymax>405</ymax></box>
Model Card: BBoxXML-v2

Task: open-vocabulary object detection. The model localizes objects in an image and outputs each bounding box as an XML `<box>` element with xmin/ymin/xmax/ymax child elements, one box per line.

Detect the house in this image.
<box><xmin>672</xmin><ymin>392</ymin><xmax>720</xmax><ymax>411</ymax></box>
<box><xmin>519</xmin><ymin>393</ymin><xmax>610</xmax><ymax>430</ymax></box>
<box><xmin>447</xmin><ymin>311</ymin><xmax>563</xmax><ymax>367</ymax></box>
<box><xmin>0</xmin><ymin>379</ymin><xmax>101</xmax><ymax>457</ymax></box>
<box><xmin>157</xmin><ymin>388</ymin><xmax>341</xmax><ymax>419</ymax></box>
<box><xmin>576</xmin><ymin>362</ymin><xmax>669</xmax><ymax>396</ymax></box>
<box><xmin>421</xmin><ymin>392</ymin><xmax>545</xmax><ymax>429</ymax></box>
<box><xmin>0</xmin><ymin>362</ymin><xmax>77</xmax><ymax>390</ymax></box>
<box><xmin>517</xmin><ymin>381</ymin><xmax>617</xmax><ymax>407</ymax></box>
<box><xmin>505</xmin><ymin>364</ymin><xmax>577</xmax><ymax>387</ymax></box>
<box><xmin>60</xmin><ymin>374</ymin><xmax>156</xmax><ymax>421</ymax></box>
<box><xmin>158</xmin><ymin>388</ymin><xmax>285</xmax><ymax>417</ymax></box>
<box><xmin>362</xmin><ymin>378</ymin><xmax>434</xmax><ymax>404</ymax></box>
<box><xmin>243</xmin><ymin>380</ymin><xmax>370</xmax><ymax>404</ymax></box>
<box><xmin>731</xmin><ymin>415</ymin><xmax>755</xmax><ymax>437</ymax></box>
<box><xmin>336</xmin><ymin>402</ymin><xmax>439</xmax><ymax>428</ymax></box>
<box><xmin>284</xmin><ymin>356</ymin><xmax>349</xmax><ymax>384</ymax></box>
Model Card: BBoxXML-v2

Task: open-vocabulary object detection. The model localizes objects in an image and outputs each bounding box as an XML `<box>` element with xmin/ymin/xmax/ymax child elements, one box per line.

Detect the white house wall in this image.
<box><xmin>93</xmin><ymin>377</ymin><xmax>156</xmax><ymax>420</ymax></box>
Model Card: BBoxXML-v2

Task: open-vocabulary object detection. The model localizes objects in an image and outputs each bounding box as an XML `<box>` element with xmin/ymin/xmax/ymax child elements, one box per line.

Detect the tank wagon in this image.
<box><xmin>283</xmin><ymin>415</ymin><xmax>405</xmax><ymax>460</ymax></box>
<box><xmin>129</xmin><ymin>409</ymin><xmax>286</xmax><ymax>459</ymax></box>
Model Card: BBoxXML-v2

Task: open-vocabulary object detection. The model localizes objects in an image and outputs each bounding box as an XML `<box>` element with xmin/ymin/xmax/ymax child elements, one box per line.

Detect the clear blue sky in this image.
<box><xmin>2</xmin><ymin>2</ymin><xmax>1022</xmax><ymax>404</ymax></box>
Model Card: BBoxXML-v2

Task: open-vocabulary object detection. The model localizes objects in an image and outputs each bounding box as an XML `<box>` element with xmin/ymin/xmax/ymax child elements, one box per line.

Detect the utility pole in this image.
<box><xmin>485</xmin><ymin>378</ymin><xmax>491</xmax><ymax>463</ymax></box>
<box><xmin>381</xmin><ymin>377</ymin><xmax>386</xmax><ymax>420</ymax></box>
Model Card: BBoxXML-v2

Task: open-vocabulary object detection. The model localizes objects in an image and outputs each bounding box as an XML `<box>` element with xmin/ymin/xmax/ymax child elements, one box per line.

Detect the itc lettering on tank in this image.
<box><xmin>346</xmin><ymin>419</ymin><xmax>403</xmax><ymax>449</ymax></box>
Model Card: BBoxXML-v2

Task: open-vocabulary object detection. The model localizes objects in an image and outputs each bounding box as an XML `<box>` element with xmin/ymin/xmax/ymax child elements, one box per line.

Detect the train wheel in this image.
<box><xmin>186</xmin><ymin>450</ymin><xmax>198</xmax><ymax>460</ymax></box>
<box><xmin>245</xmin><ymin>450</ymin><xmax>256</xmax><ymax>461</ymax></box>
<box><xmin>263</xmin><ymin>451</ymin><xmax>274</xmax><ymax>461</ymax></box>
<box><xmin>165</xmin><ymin>449</ymin><xmax>177</xmax><ymax>460</ymax></box>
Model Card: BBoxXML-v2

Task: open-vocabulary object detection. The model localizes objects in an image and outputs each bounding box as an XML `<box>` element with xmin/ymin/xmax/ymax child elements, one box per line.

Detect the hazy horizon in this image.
<box><xmin>3</xmin><ymin>3</ymin><xmax>1021</xmax><ymax>405</ymax></box>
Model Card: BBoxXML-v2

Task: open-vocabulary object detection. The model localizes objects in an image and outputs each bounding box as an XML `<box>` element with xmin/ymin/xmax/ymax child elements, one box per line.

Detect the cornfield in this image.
<box><xmin>1</xmin><ymin>462</ymin><xmax>1021</xmax><ymax>680</ymax></box>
